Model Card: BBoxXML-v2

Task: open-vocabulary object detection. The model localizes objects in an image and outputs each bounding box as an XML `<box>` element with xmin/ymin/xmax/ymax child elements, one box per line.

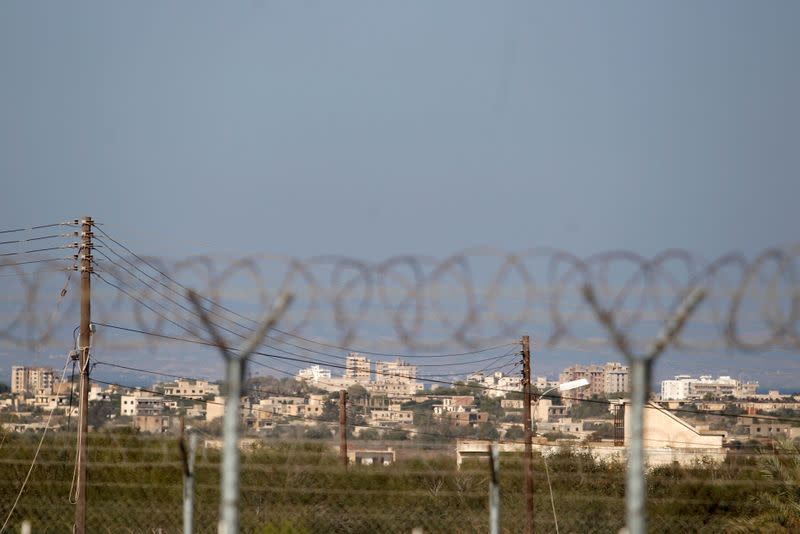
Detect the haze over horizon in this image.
<box><xmin>1</xmin><ymin>2</ymin><xmax>798</xmax><ymax>390</ymax></box>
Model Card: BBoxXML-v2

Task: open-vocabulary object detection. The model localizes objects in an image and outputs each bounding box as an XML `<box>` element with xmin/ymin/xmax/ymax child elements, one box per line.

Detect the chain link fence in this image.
<box><xmin>0</xmin><ymin>432</ymin><xmax>790</xmax><ymax>534</ymax></box>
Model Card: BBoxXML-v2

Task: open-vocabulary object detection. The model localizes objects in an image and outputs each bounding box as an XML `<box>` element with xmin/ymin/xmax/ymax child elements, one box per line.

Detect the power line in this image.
<box><xmin>94</xmin><ymin>227</ymin><xmax>518</xmax><ymax>358</ymax></box>
<box><xmin>0</xmin><ymin>222</ymin><xmax>73</xmax><ymax>235</ymax></box>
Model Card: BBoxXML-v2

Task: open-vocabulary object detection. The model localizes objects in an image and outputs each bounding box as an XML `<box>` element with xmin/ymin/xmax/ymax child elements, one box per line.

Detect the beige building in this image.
<box><xmin>629</xmin><ymin>401</ymin><xmax>724</xmax><ymax>452</ymax></box>
<box><xmin>121</xmin><ymin>390</ymin><xmax>165</xmax><ymax>417</ymax></box>
<box><xmin>162</xmin><ymin>379</ymin><xmax>219</xmax><ymax>400</ymax></box>
<box><xmin>345</xmin><ymin>353</ymin><xmax>371</xmax><ymax>381</ymax></box>
<box><xmin>560</xmin><ymin>362</ymin><xmax>630</xmax><ymax>400</ymax></box>
<box><xmin>11</xmin><ymin>366</ymin><xmax>56</xmax><ymax>394</ymax></box>
<box><xmin>370</xmin><ymin>404</ymin><xmax>414</xmax><ymax>426</ymax></box>
<box><xmin>375</xmin><ymin>359</ymin><xmax>416</xmax><ymax>381</ymax></box>
<box><xmin>134</xmin><ymin>415</ymin><xmax>173</xmax><ymax>433</ymax></box>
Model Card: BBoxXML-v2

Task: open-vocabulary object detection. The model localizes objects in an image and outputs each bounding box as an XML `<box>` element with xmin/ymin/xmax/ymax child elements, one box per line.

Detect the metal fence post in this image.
<box><xmin>182</xmin><ymin>429</ymin><xmax>198</xmax><ymax>534</ymax></box>
<box><xmin>583</xmin><ymin>285</ymin><xmax>705</xmax><ymax>534</ymax></box>
<box><xmin>488</xmin><ymin>443</ymin><xmax>501</xmax><ymax>534</ymax></box>
<box><xmin>188</xmin><ymin>291</ymin><xmax>292</xmax><ymax>534</ymax></box>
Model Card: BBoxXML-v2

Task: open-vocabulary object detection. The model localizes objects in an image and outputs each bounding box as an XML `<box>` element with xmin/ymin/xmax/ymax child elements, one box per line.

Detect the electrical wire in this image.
<box><xmin>94</xmin><ymin>227</ymin><xmax>518</xmax><ymax>358</ymax></box>
<box><xmin>0</xmin><ymin>355</ymin><xmax>71</xmax><ymax>534</ymax></box>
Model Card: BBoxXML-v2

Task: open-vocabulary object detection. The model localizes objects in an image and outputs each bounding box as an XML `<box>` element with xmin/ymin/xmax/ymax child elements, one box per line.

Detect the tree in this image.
<box><xmin>505</xmin><ymin>425</ymin><xmax>524</xmax><ymax>440</ymax></box>
<box><xmin>0</xmin><ymin>382</ymin><xmax>9</xmax><ymax>394</ymax></box>
<box><xmin>727</xmin><ymin>438</ymin><xmax>800</xmax><ymax>533</ymax></box>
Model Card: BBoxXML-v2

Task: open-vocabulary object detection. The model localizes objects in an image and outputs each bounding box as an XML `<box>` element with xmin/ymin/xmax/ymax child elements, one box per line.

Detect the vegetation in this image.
<box><xmin>0</xmin><ymin>432</ymin><xmax>792</xmax><ymax>533</ymax></box>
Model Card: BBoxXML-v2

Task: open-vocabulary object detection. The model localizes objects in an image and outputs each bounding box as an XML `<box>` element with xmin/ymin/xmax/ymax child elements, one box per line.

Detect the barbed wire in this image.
<box><xmin>1</xmin><ymin>224</ymin><xmax>798</xmax><ymax>352</ymax></box>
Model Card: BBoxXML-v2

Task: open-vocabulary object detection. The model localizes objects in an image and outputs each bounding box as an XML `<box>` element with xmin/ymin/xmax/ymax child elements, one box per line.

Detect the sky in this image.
<box><xmin>1</xmin><ymin>2</ymin><xmax>799</xmax><ymax>387</ymax></box>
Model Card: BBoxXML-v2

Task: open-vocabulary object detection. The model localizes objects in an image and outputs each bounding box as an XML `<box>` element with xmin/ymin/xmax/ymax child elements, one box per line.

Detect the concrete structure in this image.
<box><xmin>33</xmin><ymin>382</ymin><xmax>72</xmax><ymax>410</ymax></box>
<box><xmin>370</xmin><ymin>404</ymin><xmax>414</xmax><ymax>426</ymax></box>
<box><xmin>661</xmin><ymin>375</ymin><xmax>759</xmax><ymax>400</ymax></box>
<box><xmin>631</xmin><ymin>401</ymin><xmax>724</xmax><ymax>451</ymax></box>
<box><xmin>162</xmin><ymin>379</ymin><xmax>219</xmax><ymax>400</ymax></box>
<box><xmin>347</xmin><ymin>448</ymin><xmax>395</xmax><ymax>466</ymax></box>
<box><xmin>133</xmin><ymin>415</ymin><xmax>173</xmax><ymax>433</ymax></box>
<box><xmin>375</xmin><ymin>359</ymin><xmax>416</xmax><ymax>381</ymax></box>
<box><xmin>344</xmin><ymin>353</ymin><xmax>371</xmax><ymax>382</ymax></box>
<box><xmin>603</xmin><ymin>362</ymin><xmax>629</xmax><ymax>394</ymax></box>
<box><xmin>205</xmin><ymin>395</ymin><xmax>251</xmax><ymax>423</ymax></box>
<box><xmin>120</xmin><ymin>390</ymin><xmax>165</xmax><ymax>417</ymax></box>
<box><xmin>256</xmin><ymin>394</ymin><xmax>326</xmax><ymax>420</ymax></box>
<box><xmin>467</xmin><ymin>371</ymin><xmax>523</xmax><ymax>398</ymax></box>
<box><xmin>295</xmin><ymin>365</ymin><xmax>332</xmax><ymax>383</ymax></box>
<box><xmin>560</xmin><ymin>364</ymin><xmax>606</xmax><ymax>398</ymax></box>
<box><xmin>560</xmin><ymin>362</ymin><xmax>629</xmax><ymax>399</ymax></box>
<box><xmin>748</xmin><ymin>422</ymin><xmax>792</xmax><ymax>439</ymax></box>
<box><xmin>11</xmin><ymin>366</ymin><xmax>56</xmax><ymax>394</ymax></box>
<box><xmin>457</xmin><ymin>400</ymin><xmax>725</xmax><ymax>468</ymax></box>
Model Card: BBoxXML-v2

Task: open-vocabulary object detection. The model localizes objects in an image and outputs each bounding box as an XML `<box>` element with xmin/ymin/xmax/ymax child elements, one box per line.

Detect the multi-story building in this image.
<box><xmin>162</xmin><ymin>379</ymin><xmax>219</xmax><ymax>400</ymax></box>
<box><xmin>375</xmin><ymin>359</ymin><xmax>416</xmax><ymax>381</ymax></box>
<box><xmin>120</xmin><ymin>390</ymin><xmax>165</xmax><ymax>417</ymax></box>
<box><xmin>603</xmin><ymin>362</ymin><xmax>629</xmax><ymax>394</ymax></box>
<box><xmin>11</xmin><ymin>366</ymin><xmax>56</xmax><ymax>394</ymax></box>
<box><xmin>559</xmin><ymin>362</ymin><xmax>630</xmax><ymax>399</ymax></box>
<box><xmin>369</xmin><ymin>403</ymin><xmax>414</xmax><ymax>426</ymax></box>
<box><xmin>560</xmin><ymin>364</ymin><xmax>606</xmax><ymax>399</ymax></box>
<box><xmin>295</xmin><ymin>365</ymin><xmax>332</xmax><ymax>383</ymax></box>
<box><xmin>345</xmin><ymin>353</ymin><xmax>371</xmax><ymax>382</ymax></box>
<box><xmin>467</xmin><ymin>371</ymin><xmax>523</xmax><ymax>398</ymax></box>
<box><xmin>660</xmin><ymin>375</ymin><xmax>759</xmax><ymax>400</ymax></box>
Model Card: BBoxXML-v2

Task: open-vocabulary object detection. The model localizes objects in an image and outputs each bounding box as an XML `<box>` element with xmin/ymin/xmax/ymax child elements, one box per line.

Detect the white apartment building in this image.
<box><xmin>120</xmin><ymin>390</ymin><xmax>165</xmax><ymax>417</ymax></box>
<box><xmin>468</xmin><ymin>372</ymin><xmax>523</xmax><ymax>398</ymax></box>
<box><xmin>296</xmin><ymin>365</ymin><xmax>332</xmax><ymax>383</ymax></box>
<box><xmin>660</xmin><ymin>375</ymin><xmax>759</xmax><ymax>400</ymax></box>
<box><xmin>11</xmin><ymin>366</ymin><xmax>56</xmax><ymax>394</ymax></box>
<box><xmin>162</xmin><ymin>379</ymin><xmax>219</xmax><ymax>400</ymax></box>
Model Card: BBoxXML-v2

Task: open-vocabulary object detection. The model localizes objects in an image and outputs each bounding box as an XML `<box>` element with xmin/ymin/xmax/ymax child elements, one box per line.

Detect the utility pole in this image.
<box><xmin>75</xmin><ymin>216</ymin><xmax>93</xmax><ymax>534</ymax></box>
<box><xmin>521</xmin><ymin>335</ymin><xmax>534</xmax><ymax>534</ymax></box>
<box><xmin>339</xmin><ymin>390</ymin><xmax>348</xmax><ymax>467</ymax></box>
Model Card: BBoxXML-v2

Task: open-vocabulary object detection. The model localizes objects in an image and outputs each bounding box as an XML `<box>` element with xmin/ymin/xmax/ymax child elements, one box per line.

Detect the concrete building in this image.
<box><xmin>660</xmin><ymin>375</ymin><xmax>759</xmax><ymax>400</ymax></box>
<box><xmin>560</xmin><ymin>362</ymin><xmax>629</xmax><ymax>399</ymax></box>
<box><xmin>345</xmin><ymin>353</ymin><xmax>371</xmax><ymax>382</ymax></box>
<box><xmin>295</xmin><ymin>365</ymin><xmax>332</xmax><ymax>383</ymax></box>
<box><xmin>603</xmin><ymin>362</ymin><xmax>629</xmax><ymax>394</ymax></box>
<box><xmin>375</xmin><ymin>359</ymin><xmax>416</xmax><ymax>381</ymax></box>
<box><xmin>467</xmin><ymin>371</ymin><xmax>523</xmax><ymax>398</ymax></box>
<box><xmin>457</xmin><ymin>401</ymin><xmax>725</xmax><ymax>468</ymax></box>
<box><xmin>206</xmin><ymin>395</ymin><xmax>251</xmax><ymax>423</ymax></box>
<box><xmin>120</xmin><ymin>390</ymin><xmax>165</xmax><ymax>417</ymax></box>
<box><xmin>133</xmin><ymin>415</ymin><xmax>173</xmax><ymax>433</ymax></box>
<box><xmin>162</xmin><ymin>379</ymin><xmax>219</xmax><ymax>400</ymax></box>
<box><xmin>370</xmin><ymin>404</ymin><xmax>414</xmax><ymax>426</ymax></box>
<box><xmin>560</xmin><ymin>364</ymin><xmax>606</xmax><ymax>399</ymax></box>
<box><xmin>11</xmin><ymin>366</ymin><xmax>56</xmax><ymax>394</ymax></box>
<box><xmin>347</xmin><ymin>448</ymin><xmax>395</xmax><ymax>466</ymax></box>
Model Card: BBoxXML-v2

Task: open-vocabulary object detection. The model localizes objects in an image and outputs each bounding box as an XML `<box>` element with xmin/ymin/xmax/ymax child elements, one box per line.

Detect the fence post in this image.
<box><xmin>187</xmin><ymin>291</ymin><xmax>292</xmax><ymax>534</ymax></box>
<box><xmin>582</xmin><ymin>285</ymin><xmax>705</xmax><ymax>534</ymax></box>
<box><xmin>488</xmin><ymin>443</ymin><xmax>501</xmax><ymax>534</ymax></box>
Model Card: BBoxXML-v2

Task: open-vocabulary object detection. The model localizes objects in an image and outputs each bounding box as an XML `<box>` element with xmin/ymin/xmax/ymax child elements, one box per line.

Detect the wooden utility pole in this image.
<box><xmin>339</xmin><ymin>390</ymin><xmax>348</xmax><ymax>467</ymax></box>
<box><xmin>521</xmin><ymin>335</ymin><xmax>534</xmax><ymax>534</ymax></box>
<box><xmin>75</xmin><ymin>216</ymin><xmax>93</xmax><ymax>534</ymax></box>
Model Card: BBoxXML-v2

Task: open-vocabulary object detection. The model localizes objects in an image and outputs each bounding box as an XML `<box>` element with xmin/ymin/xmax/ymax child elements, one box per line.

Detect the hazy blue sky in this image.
<box><xmin>1</xmin><ymin>2</ymin><xmax>799</xmax><ymax>388</ymax></box>
<box><xmin>1</xmin><ymin>1</ymin><xmax>797</xmax><ymax>259</ymax></box>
